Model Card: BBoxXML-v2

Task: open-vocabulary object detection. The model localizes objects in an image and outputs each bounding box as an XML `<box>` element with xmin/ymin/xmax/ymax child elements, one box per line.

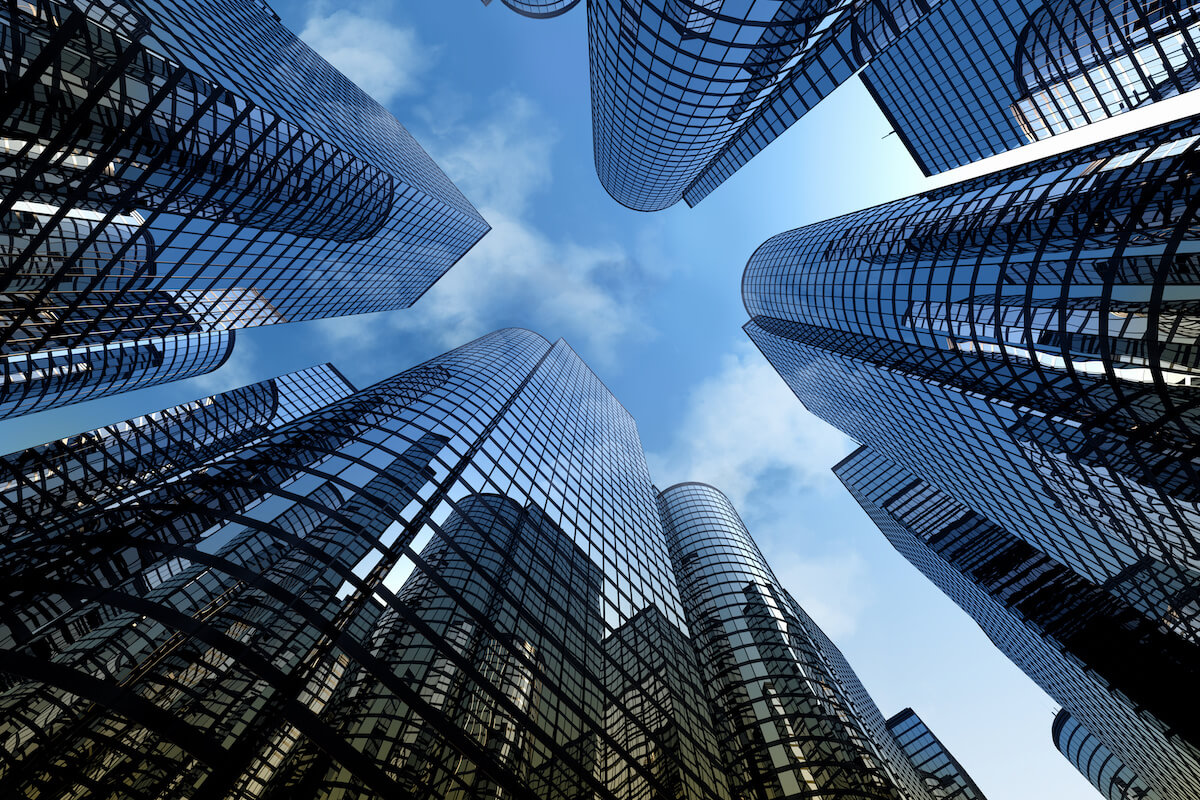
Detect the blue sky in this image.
<box><xmin>1</xmin><ymin>2</ymin><xmax>1157</xmax><ymax>796</ymax></box>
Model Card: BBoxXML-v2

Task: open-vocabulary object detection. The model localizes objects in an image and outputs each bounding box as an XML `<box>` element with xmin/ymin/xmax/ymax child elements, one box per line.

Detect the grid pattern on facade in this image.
<box><xmin>0</xmin><ymin>329</ymin><xmax>945</xmax><ymax>799</ymax></box>
<box><xmin>1052</xmin><ymin>710</ymin><xmax>1162</xmax><ymax>800</ymax></box>
<box><xmin>862</xmin><ymin>0</ymin><xmax>1200</xmax><ymax>175</ymax></box>
<box><xmin>0</xmin><ymin>362</ymin><xmax>353</xmax><ymax>544</ymax></box>
<box><xmin>0</xmin><ymin>329</ymin><xmax>233</xmax><ymax>419</ymax></box>
<box><xmin>1</xmin><ymin>0</ymin><xmax>488</xmax><ymax>416</ymax></box>
<box><xmin>884</xmin><ymin>708</ymin><xmax>987</xmax><ymax>800</ymax></box>
<box><xmin>657</xmin><ymin>481</ymin><xmax>928</xmax><ymax>800</ymax></box>
<box><xmin>744</xmin><ymin>116</ymin><xmax>1200</xmax><ymax>608</ymax></box>
<box><xmin>834</xmin><ymin>446</ymin><xmax>1200</xmax><ymax>800</ymax></box>
<box><xmin>585</xmin><ymin>0</ymin><xmax>923</xmax><ymax>211</ymax></box>
<box><xmin>485</xmin><ymin>0</ymin><xmax>583</xmax><ymax>17</ymax></box>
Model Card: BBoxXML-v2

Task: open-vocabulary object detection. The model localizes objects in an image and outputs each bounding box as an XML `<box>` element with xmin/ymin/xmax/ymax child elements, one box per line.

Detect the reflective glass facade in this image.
<box><xmin>481</xmin><ymin>0</ymin><xmax>583</xmax><ymax>16</ymax></box>
<box><xmin>657</xmin><ymin>482</ymin><xmax>932</xmax><ymax>800</ymax></box>
<box><xmin>0</xmin><ymin>329</ymin><xmax>945</xmax><ymax>799</ymax></box>
<box><xmin>0</xmin><ymin>362</ymin><xmax>354</xmax><ymax>657</ymax></box>
<box><xmin>884</xmin><ymin>709</ymin><xmax>985</xmax><ymax>800</ymax></box>
<box><xmin>743</xmin><ymin>117</ymin><xmax>1200</xmax><ymax>796</ymax></box>
<box><xmin>862</xmin><ymin>0</ymin><xmax>1200</xmax><ymax>174</ymax></box>
<box><xmin>0</xmin><ymin>329</ymin><xmax>233</xmax><ymax>419</ymax></box>
<box><xmin>491</xmin><ymin>0</ymin><xmax>956</xmax><ymax>210</ymax></box>
<box><xmin>745</xmin><ymin>115</ymin><xmax>1200</xmax><ymax>609</ymax></box>
<box><xmin>1052</xmin><ymin>710</ymin><xmax>1162</xmax><ymax>800</ymax></box>
<box><xmin>1</xmin><ymin>0</ymin><xmax>488</xmax><ymax>416</ymax></box>
<box><xmin>834</xmin><ymin>446</ymin><xmax>1200</xmax><ymax>800</ymax></box>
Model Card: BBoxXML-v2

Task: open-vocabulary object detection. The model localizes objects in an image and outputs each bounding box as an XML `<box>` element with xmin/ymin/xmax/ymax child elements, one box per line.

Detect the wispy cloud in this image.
<box><xmin>648</xmin><ymin>341</ymin><xmax>852</xmax><ymax>507</ymax></box>
<box><xmin>648</xmin><ymin>342</ymin><xmax>868</xmax><ymax>635</ymax></box>
<box><xmin>767</xmin><ymin>547</ymin><xmax>870</xmax><ymax>638</ymax></box>
<box><xmin>300</xmin><ymin>3</ymin><xmax>435</xmax><ymax>105</ymax></box>
<box><xmin>316</xmin><ymin>90</ymin><xmax>658</xmax><ymax>366</ymax></box>
<box><xmin>188</xmin><ymin>335</ymin><xmax>260</xmax><ymax>395</ymax></box>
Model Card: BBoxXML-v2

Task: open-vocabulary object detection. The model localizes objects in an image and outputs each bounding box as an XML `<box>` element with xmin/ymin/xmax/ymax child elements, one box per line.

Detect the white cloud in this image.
<box><xmin>648</xmin><ymin>343</ymin><xmax>870</xmax><ymax>636</ymax></box>
<box><xmin>188</xmin><ymin>335</ymin><xmax>260</xmax><ymax>395</ymax></box>
<box><xmin>647</xmin><ymin>341</ymin><xmax>853</xmax><ymax>507</ymax></box>
<box><xmin>423</xmin><ymin>94</ymin><xmax>554</xmax><ymax>216</ymax></box>
<box><xmin>300</xmin><ymin>5</ymin><xmax>433</xmax><ymax>105</ymax></box>
<box><xmin>766</xmin><ymin>547</ymin><xmax>870</xmax><ymax>639</ymax></box>
<box><xmin>317</xmin><ymin>92</ymin><xmax>657</xmax><ymax>365</ymax></box>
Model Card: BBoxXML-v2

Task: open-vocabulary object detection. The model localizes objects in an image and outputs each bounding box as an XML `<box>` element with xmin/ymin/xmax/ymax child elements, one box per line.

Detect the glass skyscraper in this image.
<box><xmin>0</xmin><ymin>328</ymin><xmax>970</xmax><ymax>799</ymax></box>
<box><xmin>0</xmin><ymin>363</ymin><xmax>355</xmax><ymax>658</ymax></box>
<box><xmin>1</xmin><ymin>0</ymin><xmax>488</xmax><ymax>418</ymax></box>
<box><xmin>833</xmin><ymin>446</ymin><xmax>1200</xmax><ymax>800</ymax></box>
<box><xmin>1053</xmin><ymin>710</ymin><xmax>1162</xmax><ymax>800</ymax></box>
<box><xmin>486</xmin><ymin>0</ymin><xmax>967</xmax><ymax>210</ymax></box>
<box><xmin>885</xmin><ymin>708</ymin><xmax>986</xmax><ymax>800</ymax></box>
<box><xmin>743</xmin><ymin>116</ymin><xmax>1200</xmax><ymax>797</ymax></box>
<box><xmin>862</xmin><ymin>0</ymin><xmax>1200</xmax><ymax>174</ymax></box>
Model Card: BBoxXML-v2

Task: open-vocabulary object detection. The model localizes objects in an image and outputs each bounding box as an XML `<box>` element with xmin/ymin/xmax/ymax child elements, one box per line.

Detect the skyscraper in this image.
<box><xmin>0</xmin><ymin>328</ymin><xmax>966</xmax><ymax>799</ymax></box>
<box><xmin>745</xmin><ymin>113</ymin><xmax>1200</xmax><ymax>595</ymax></box>
<box><xmin>743</xmin><ymin>116</ymin><xmax>1200</xmax><ymax>794</ymax></box>
<box><xmin>1</xmin><ymin>0</ymin><xmax>488</xmax><ymax>418</ymax></box>
<box><xmin>485</xmin><ymin>0</ymin><xmax>957</xmax><ymax>210</ymax></box>
<box><xmin>0</xmin><ymin>362</ymin><xmax>355</xmax><ymax>658</ymax></box>
<box><xmin>863</xmin><ymin>0</ymin><xmax>1200</xmax><ymax>174</ymax></box>
<box><xmin>885</xmin><ymin>709</ymin><xmax>986</xmax><ymax>800</ymax></box>
<box><xmin>657</xmin><ymin>481</ymin><xmax>935</xmax><ymax>800</ymax></box>
<box><xmin>1052</xmin><ymin>710</ymin><xmax>1162</xmax><ymax>800</ymax></box>
<box><xmin>833</xmin><ymin>446</ymin><xmax>1200</xmax><ymax>800</ymax></box>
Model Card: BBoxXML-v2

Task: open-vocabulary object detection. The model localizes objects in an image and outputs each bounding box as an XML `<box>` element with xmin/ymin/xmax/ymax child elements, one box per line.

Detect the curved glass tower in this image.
<box><xmin>0</xmin><ymin>329</ymin><xmax>958</xmax><ymax>799</ymax></box>
<box><xmin>658</xmin><ymin>482</ymin><xmax>935</xmax><ymax>800</ymax></box>
<box><xmin>486</xmin><ymin>0</ymin><xmax>954</xmax><ymax>210</ymax></box>
<box><xmin>745</xmin><ymin>115</ymin><xmax>1200</xmax><ymax>591</ymax></box>
<box><xmin>834</xmin><ymin>444</ymin><xmax>1200</xmax><ymax>800</ymax></box>
<box><xmin>1052</xmin><ymin>710</ymin><xmax>1162</xmax><ymax>800</ymax></box>
<box><xmin>1</xmin><ymin>330</ymin><xmax>235</xmax><ymax>420</ymax></box>
<box><xmin>1</xmin><ymin>0</ymin><xmax>489</xmax><ymax>417</ymax></box>
<box><xmin>745</xmin><ymin>117</ymin><xmax>1200</xmax><ymax>797</ymax></box>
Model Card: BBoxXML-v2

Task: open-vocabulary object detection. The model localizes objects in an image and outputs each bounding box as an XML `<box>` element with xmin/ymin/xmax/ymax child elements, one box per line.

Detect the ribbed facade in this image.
<box><xmin>0</xmin><ymin>362</ymin><xmax>355</xmax><ymax>655</ymax></box>
<box><xmin>1</xmin><ymin>0</ymin><xmax>488</xmax><ymax>417</ymax></box>
<box><xmin>491</xmin><ymin>0</ymin><xmax>957</xmax><ymax>209</ymax></box>
<box><xmin>1052</xmin><ymin>710</ymin><xmax>1163</xmax><ymax>800</ymax></box>
<box><xmin>0</xmin><ymin>329</ymin><xmax>953</xmax><ymax>799</ymax></box>
<box><xmin>743</xmin><ymin>117</ymin><xmax>1200</xmax><ymax>797</ymax></box>
<box><xmin>745</xmin><ymin>115</ymin><xmax>1200</xmax><ymax>611</ymax></box>
<box><xmin>834</xmin><ymin>446</ymin><xmax>1200</xmax><ymax>800</ymax></box>
<box><xmin>484</xmin><ymin>0</ymin><xmax>582</xmax><ymax>17</ymax></box>
<box><xmin>862</xmin><ymin>0</ymin><xmax>1200</xmax><ymax>174</ymax></box>
<box><xmin>657</xmin><ymin>482</ymin><xmax>932</xmax><ymax>800</ymax></box>
<box><xmin>0</xmin><ymin>329</ymin><xmax>234</xmax><ymax>419</ymax></box>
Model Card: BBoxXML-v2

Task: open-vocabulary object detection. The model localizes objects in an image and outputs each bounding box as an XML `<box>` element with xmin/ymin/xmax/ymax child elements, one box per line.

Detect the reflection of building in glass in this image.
<box><xmin>834</xmin><ymin>446</ymin><xmax>1200</xmax><ymax>800</ymax></box>
<box><xmin>0</xmin><ymin>0</ymin><xmax>488</xmax><ymax>416</ymax></box>
<box><xmin>485</xmin><ymin>0</ymin><xmax>956</xmax><ymax>210</ymax></box>
<box><xmin>1</xmin><ymin>329</ymin><xmax>234</xmax><ymax>419</ymax></box>
<box><xmin>744</xmin><ymin>117</ymin><xmax>1200</xmax><ymax>796</ymax></box>
<box><xmin>1052</xmin><ymin>710</ymin><xmax>1162</xmax><ymax>800</ymax></box>
<box><xmin>658</xmin><ymin>482</ymin><xmax>944</xmax><ymax>800</ymax></box>
<box><xmin>0</xmin><ymin>363</ymin><xmax>355</xmax><ymax>658</ymax></box>
<box><xmin>1013</xmin><ymin>0</ymin><xmax>1200</xmax><ymax>140</ymax></box>
<box><xmin>0</xmin><ymin>329</ymin><xmax>962</xmax><ymax>799</ymax></box>
<box><xmin>862</xmin><ymin>0</ymin><xmax>1200</xmax><ymax>174</ymax></box>
<box><xmin>885</xmin><ymin>709</ymin><xmax>986</xmax><ymax>800</ymax></box>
